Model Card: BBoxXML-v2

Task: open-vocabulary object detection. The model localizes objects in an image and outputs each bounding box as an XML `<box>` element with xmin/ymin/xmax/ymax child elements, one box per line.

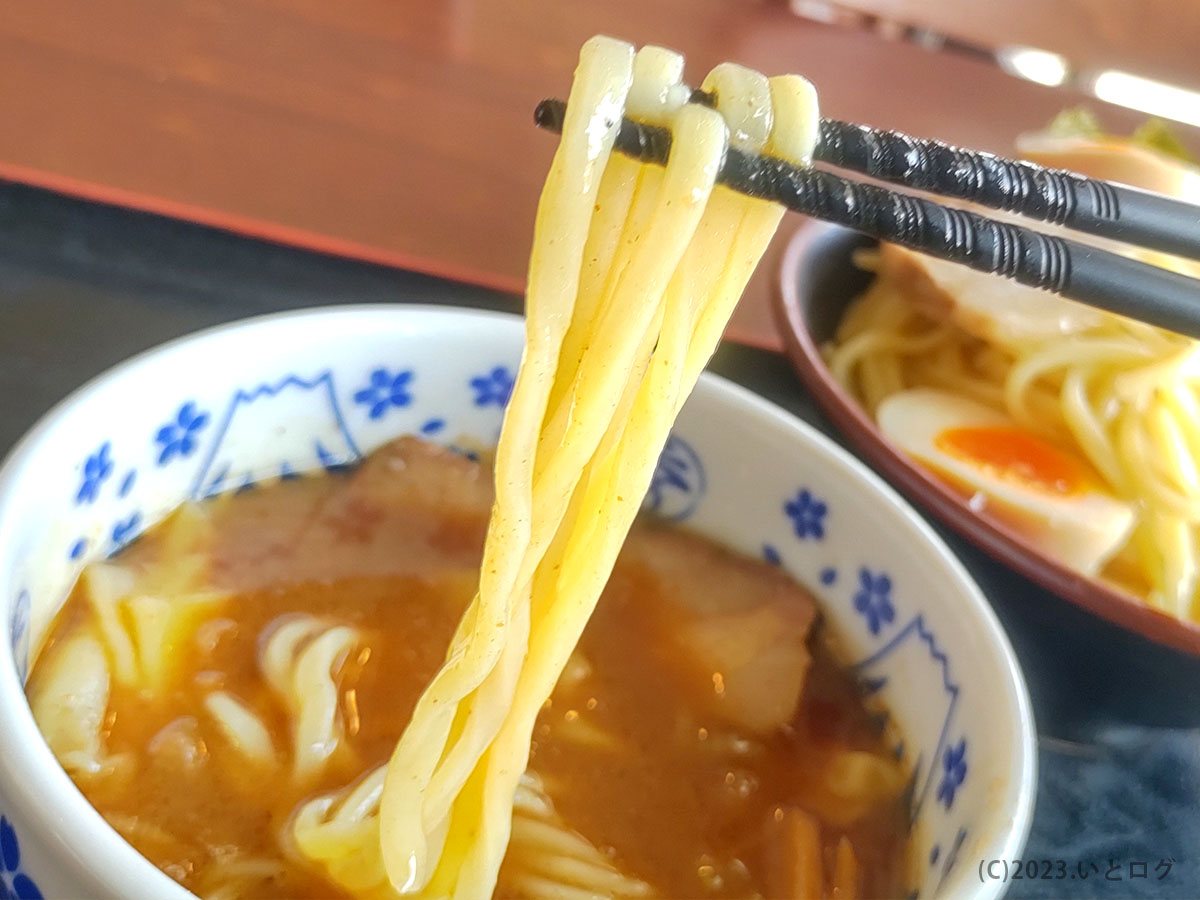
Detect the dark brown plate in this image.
<box><xmin>773</xmin><ymin>220</ymin><xmax>1200</xmax><ymax>659</ymax></box>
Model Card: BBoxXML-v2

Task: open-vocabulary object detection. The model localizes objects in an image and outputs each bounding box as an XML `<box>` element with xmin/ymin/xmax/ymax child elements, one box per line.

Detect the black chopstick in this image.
<box><xmin>687</xmin><ymin>86</ymin><xmax>1200</xmax><ymax>262</ymax></box>
<box><xmin>812</xmin><ymin>118</ymin><xmax>1200</xmax><ymax>263</ymax></box>
<box><xmin>534</xmin><ymin>98</ymin><xmax>1200</xmax><ymax>340</ymax></box>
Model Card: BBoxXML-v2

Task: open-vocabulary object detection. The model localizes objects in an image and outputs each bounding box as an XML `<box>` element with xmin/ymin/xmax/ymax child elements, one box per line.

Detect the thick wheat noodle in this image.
<box><xmin>82</xmin><ymin>565</ymin><xmax>138</xmax><ymax>686</ymax></box>
<box><xmin>440</xmin><ymin>70</ymin><xmax>818</xmax><ymax>900</ymax></box>
<box><xmin>200</xmin><ymin>858</ymin><xmax>289</xmax><ymax>900</ymax></box>
<box><xmin>1117</xmin><ymin>410</ymin><xmax>1200</xmax><ymax>520</ymax></box>
<box><xmin>1003</xmin><ymin>339</ymin><xmax>1157</xmax><ymax>429</ymax></box>
<box><xmin>373</xmin><ymin>40</ymin><xmax>638</xmax><ymax>890</ymax></box>
<box><xmin>856</xmin><ymin>356</ymin><xmax>898</xmax><ymax>413</ymax></box>
<box><xmin>501</xmin><ymin>754</ymin><xmax>652</xmax><ymax>900</ymax></box>
<box><xmin>1060</xmin><ymin>369</ymin><xmax>1127</xmax><ymax>489</ymax></box>
<box><xmin>260</xmin><ymin>616</ymin><xmax>359</xmax><ymax>781</ymax></box>
<box><xmin>1167</xmin><ymin>385</ymin><xmax>1200</xmax><ymax>460</ymax></box>
<box><xmin>547</xmin><ymin>45</ymin><xmax>683</xmax><ymax>417</ymax></box>
<box><xmin>415</xmin><ymin>91</ymin><xmax>730</xmax><ymax>894</ymax></box>
<box><xmin>283</xmin><ymin>37</ymin><xmax>820</xmax><ymax>900</ymax></box>
<box><xmin>1150</xmin><ymin>402</ymin><xmax>1200</xmax><ymax>493</ymax></box>
<box><xmin>906</xmin><ymin>357</ymin><xmax>1007</xmax><ymax>409</ymax></box>
<box><xmin>1112</xmin><ymin>345</ymin><xmax>1200</xmax><ymax>399</ymax></box>
<box><xmin>829</xmin><ymin>327</ymin><xmax>954</xmax><ymax>389</ymax></box>
<box><xmin>204</xmin><ymin>691</ymin><xmax>275</xmax><ymax>766</ymax></box>
<box><xmin>422</xmin><ymin>99</ymin><xmax>732</xmax><ymax>900</ymax></box>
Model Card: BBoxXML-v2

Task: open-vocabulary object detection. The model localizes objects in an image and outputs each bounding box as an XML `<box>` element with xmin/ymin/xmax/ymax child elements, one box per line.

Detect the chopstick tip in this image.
<box><xmin>534</xmin><ymin>99</ymin><xmax>564</xmax><ymax>132</ymax></box>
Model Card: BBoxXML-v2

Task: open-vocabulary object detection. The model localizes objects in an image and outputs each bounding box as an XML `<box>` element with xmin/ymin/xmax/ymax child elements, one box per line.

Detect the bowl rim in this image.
<box><xmin>772</xmin><ymin>220</ymin><xmax>1200</xmax><ymax>658</ymax></box>
<box><xmin>0</xmin><ymin>303</ymin><xmax>1037</xmax><ymax>899</ymax></box>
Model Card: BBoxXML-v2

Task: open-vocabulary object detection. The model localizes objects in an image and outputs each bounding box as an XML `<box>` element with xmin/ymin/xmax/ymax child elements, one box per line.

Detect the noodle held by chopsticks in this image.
<box><xmin>290</xmin><ymin>35</ymin><xmax>819</xmax><ymax>899</ymax></box>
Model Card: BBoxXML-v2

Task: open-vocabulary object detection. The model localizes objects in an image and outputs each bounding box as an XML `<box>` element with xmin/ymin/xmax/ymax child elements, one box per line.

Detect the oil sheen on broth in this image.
<box><xmin>28</xmin><ymin>438</ymin><xmax>911</xmax><ymax>900</ymax></box>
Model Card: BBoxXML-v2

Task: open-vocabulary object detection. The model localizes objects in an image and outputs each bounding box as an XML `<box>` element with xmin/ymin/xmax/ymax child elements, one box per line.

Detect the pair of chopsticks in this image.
<box><xmin>534</xmin><ymin>94</ymin><xmax>1200</xmax><ymax>339</ymax></box>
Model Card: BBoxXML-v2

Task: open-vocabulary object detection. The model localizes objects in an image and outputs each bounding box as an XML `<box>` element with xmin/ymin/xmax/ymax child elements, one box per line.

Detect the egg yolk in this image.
<box><xmin>934</xmin><ymin>426</ymin><xmax>1090</xmax><ymax>496</ymax></box>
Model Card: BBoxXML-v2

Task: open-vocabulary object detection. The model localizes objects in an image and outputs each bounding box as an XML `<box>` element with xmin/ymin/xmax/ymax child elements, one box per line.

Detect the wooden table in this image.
<box><xmin>0</xmin><ymin>0</ymin><xmax>1188</xmax><ymax>348</ymax></box>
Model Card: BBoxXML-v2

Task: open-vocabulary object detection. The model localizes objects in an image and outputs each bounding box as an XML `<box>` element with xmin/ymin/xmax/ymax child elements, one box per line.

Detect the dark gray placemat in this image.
<box><xmin>1</xmin><ymin>180</ymin><xmax>1196</xmax><ymax>899</ymax></box>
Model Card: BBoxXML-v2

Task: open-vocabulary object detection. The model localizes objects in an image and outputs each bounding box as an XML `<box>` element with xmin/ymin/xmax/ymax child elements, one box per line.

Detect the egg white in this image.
<box><xmin>877</xmin><ymin>388</ymin><xmax>1135</xmax><ymax>576</ymax></box>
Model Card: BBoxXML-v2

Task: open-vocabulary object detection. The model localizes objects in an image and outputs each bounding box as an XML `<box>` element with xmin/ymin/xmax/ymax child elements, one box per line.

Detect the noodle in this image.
<box><xmin>502</xmin><ymin>773</ymin><xmax>652</xmax><ymax>900</ymax></box>
<box><xmin>260</xmin><ymin>616</ymin><xmax>360</xmax><ymax>782</ymax></box>
<box><xmin>288</xmin><ymin>35</ymin><xmax>820</xmax><ymax>899</ymax></box>
<box><xmin>80</xmin><ymin>503</ymin><xmax>227</xmax><ymax>694</ymax></box>
<box><xmin>27</xmin><ymin>629</ymin><xmax>113</xmax><ymax>777</ymax></box>
<box><xmin>204</xmin><ymin>691</ymin><xmax>277</xmax><ymax>767</ymax></box>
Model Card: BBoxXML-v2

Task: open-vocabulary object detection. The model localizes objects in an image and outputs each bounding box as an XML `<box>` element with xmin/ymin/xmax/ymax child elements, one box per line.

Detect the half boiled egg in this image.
<box><xmin>877</xmin><ymin>388</ymin><xmax>1135</xmax><ymax>576</ymax></box>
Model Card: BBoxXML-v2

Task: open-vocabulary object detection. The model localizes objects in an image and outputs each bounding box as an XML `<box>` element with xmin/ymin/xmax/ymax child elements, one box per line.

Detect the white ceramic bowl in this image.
<box><xmin>0</xmin><ymin>306</ymin><xmax>1035</xmax><ymax>900</ymax></box>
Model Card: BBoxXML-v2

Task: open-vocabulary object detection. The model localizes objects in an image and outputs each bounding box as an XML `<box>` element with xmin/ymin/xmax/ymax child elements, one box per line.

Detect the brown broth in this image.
<box><xmin>28</xmin><ymin>438</ymin><xmax>911</xmax><ymax>899</ymax></box>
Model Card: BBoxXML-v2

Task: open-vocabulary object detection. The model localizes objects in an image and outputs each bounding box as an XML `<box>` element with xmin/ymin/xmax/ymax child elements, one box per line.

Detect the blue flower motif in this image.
<box><xmin>111</xmin><ymin>512</ymin><xmax>142</xmax><ymax>547</ymax></box>
<box><xmin>11</xmin><ymin>591</ymin><xmax>29</xmax><ymax>649</ymax></box>
<box><xmin>784</xmin><ymin>488</ymin><xmax>827</xmax><ymax>540</ymax></box>
<box><xmin>354</xmin><ymin>368</ymin><xmax>414</xmax><ymax>420</ymax></box>
<box><xmin>853</xmin><ymin>567</ymin><xmax>895</xmax><ymax>635</ymax></box>
<box><xmin>937</xmin><ymin>739</ymin><xmax>968</xmax><ymax>809</ymax></box>
<box><xmin>154</xmin><ymin>401</ymin><xmax>210</xmax><ymax>465</ymax></box>
<box><xmin>644</xmin><ymin>436</ymin><xmax>706</xmax><ymax>521</ymax></box>
<box><xmin>117</xmin><ymin>469</ymin><xmax>136</xmax><ymax>499</ymax></box>
<box><xmin>0</xmin><ymin>816</ymin><xmax>43</xmax><ymax>899</ymax></box>
<box><xmin>75</xmin><ymin>441</ymin><xmax>113</xmax><ymax>504</ymax></box>
<box><xmin>650</xmin><ymin>453</ymin><xmax>690</xmax><ymax>501</ymax></box>
<box><xmin>11</xmin><ymin>591</ymin><xmax>30</xmax><ymax>681</ymax></box>
<box><xmin>469</xmin><ymin>366</ymin><xmax>515</xmax><ymax>407</ymax></box>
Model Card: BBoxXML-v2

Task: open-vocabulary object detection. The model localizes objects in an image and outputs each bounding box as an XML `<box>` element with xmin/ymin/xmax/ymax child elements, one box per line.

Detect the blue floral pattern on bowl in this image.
<box><xmin>469</xmin><ymin>366</ymin><xmax>515</xmax><ymax>407</ymax></box>
<box><xmin>938</xmin><ymin>739</ymin><xmax>969</xmax><ymax>810</ymax></box>
<box><xmin>0</xmin><ymin>816</ymin><xmax>42</xmax><ymax>900</ymax></box>
<box><xmin>784</xmin><ymin>488</ymin><xmax>828</xmax><ymax>540</ymax></box>
<box><xmin>9</xmin><ymin>593</ymin><xmax>29</xmax><ymax>684</ymax></box>
<box><xmin>155</xmin><ymin>402</ymin><xmax>210</xmax><ymax>466</ymax></box>
<box><xmin>111</xmin><ymin>513</ymin><xmax>143</xmax><ymax>549</ymax></box>
<box><xmin>644</xmin><ymin>435</ymin><xmax>706</xmax><ymax>521</ymax></box>
<box><xmin>854</xmin><ymin>567</ymin><xmax>896</xmax><ymax>636</ymax></box>
<box><xmin>75</xmin><ymin>443</ymin><xmax>113</xmax><ymax>506</ymax></box>
<box><xmin>354</xmin><ymin>368</ymin><xmax>414</xmax><ymax>420</ymax></box>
